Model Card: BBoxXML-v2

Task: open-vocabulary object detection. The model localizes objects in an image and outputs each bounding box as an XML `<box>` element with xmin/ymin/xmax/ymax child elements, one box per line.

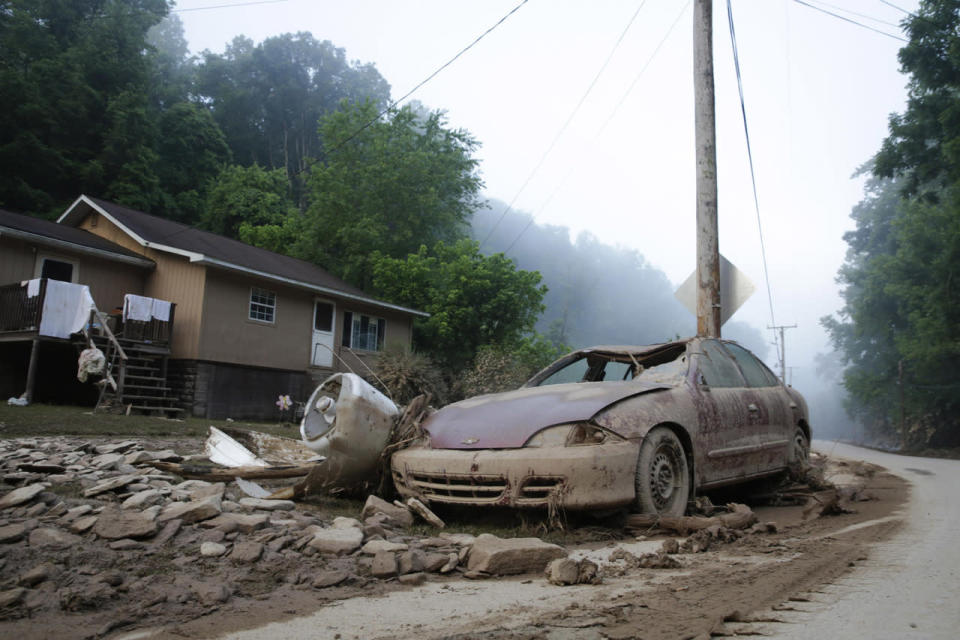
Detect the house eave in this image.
<box><xmin>0</xmin><ymin>227</ymin><xmax>156</xmax><ymax>269</ymax></box>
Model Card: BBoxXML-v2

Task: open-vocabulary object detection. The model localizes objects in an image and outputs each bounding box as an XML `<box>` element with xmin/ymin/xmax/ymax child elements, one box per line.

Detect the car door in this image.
<box><xmin>690</xmin><ymin>339</ymin><xmax>762</xmax><ymax>484</ymax></box>
<box><xmin>723</xmin><ymin>342</ymin><xmax>793</xmax><ymax>472</ymax></box>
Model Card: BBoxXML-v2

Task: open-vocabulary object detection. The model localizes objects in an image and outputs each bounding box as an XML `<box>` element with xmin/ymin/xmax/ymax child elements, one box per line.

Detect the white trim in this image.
<box><xmin>0</xmin><ymin>227</ymin><xmax>155</xmax><ymax>268</ymax></box>
<box><xmin>59</xmin><ymin>194</ymin><xmax>428</xmax><ymax>318</ymax></box>
<box><xmin>35</xmin><ymin>253</ymin><xmax>79</xmax><ymax>283</ymax></box>
<box><xmin>248</xmin><ymin>286</ymin><xmax>277</xmax><ymax>324</ymax></box>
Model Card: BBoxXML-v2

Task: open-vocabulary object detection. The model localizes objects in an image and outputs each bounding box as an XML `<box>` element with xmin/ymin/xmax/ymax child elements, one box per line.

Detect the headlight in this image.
<box><xmin>525</xmin><ymin>423</ymin><xmax>622</xmax><ymax>447</ymax></box>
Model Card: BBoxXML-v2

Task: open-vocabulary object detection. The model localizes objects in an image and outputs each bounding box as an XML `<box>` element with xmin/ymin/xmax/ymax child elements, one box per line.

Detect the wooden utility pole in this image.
<box><xmin>694</xmin><ymin>0</ymin><xmax>721</xmax><ymax>338</ymax></box>
<box><xmin>768</xmin><ymin>323</ymin><xmax>797</xmax><ymax>384</ymax></box>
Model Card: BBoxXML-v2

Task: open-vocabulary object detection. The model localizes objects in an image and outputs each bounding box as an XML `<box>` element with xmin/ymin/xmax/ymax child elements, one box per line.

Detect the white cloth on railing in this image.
<box><xmin>22</xmin><ymin>279</ymin><xmax>41</xmax><ymax>298</ymax></box>
<box><xmin>38</xmin><ymin>280</ymin><xmax>96</xmax><ymax>339</ymax></box>
<box><xmin>123</xmin><ymin>294</ymin><xmax>171</xmax><ymax>322</ymax></box>
<box><xmin>123</xmin><ymin>294</ymin><xmax>153</xmax><ymax>322</ymax></box>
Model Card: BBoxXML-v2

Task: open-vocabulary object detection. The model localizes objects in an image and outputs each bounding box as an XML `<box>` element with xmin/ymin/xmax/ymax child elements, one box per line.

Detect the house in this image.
<box><xmin>0</xmin><ymin>196</ymin><xmax>426</xmax><ymax>419</ymax></box>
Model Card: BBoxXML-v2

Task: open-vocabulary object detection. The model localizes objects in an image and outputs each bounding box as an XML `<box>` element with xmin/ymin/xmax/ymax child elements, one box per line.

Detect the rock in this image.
<box><xmin>406</xmin><ymin>498</ymin><xmax>445</xmax><ymax>528</ymax></box>
<box><xmin>238</xmin><ymin>497</ymin><xmax>294</xmax><ymax>511</ymax></box>
<box><xmin>361</xmin><ymin>540</ymin><xmax>409</xmax><ymax>555</ymax></box>
<box><xmin>546</xmin><ymin>558</ymin><xmax>580</xmax><ymax>585</ymax></box>
<box><xmin>578</xmin><ymin>559</ymin><xmax>601</xmax><ymax>584</ymax></box>
<box><xmin>152</xmin><ymin>519</ymin><xmax>182</xmax><ymax>547</ymax></box>
<box><xmin>70</xmin><ymin>515</ymin><xmax>98</xmax><ymax>534</ymax></box>
<box><xmin>94</xmin><ymin>441</ymin><xmax>138</xmax><ymax>455</ymax></box>
<box><xmin>108</xmin><ymin>539</ymin><xmax>143</xmax><ymax>551</ymax></box>
<box><xmin>440</xmin><ymin>532</ymin><xmax>476</xmax><ymax>546</ymax></box>
<box><xmin>200</xmin><ymin>541</ymin><xmax>227</xmax><ymax>557</ymax></box>
<box><xmin>29</xmin><ymin>527</ymin><xmax>81</xmax><ymax>549</ymax></box>
<box><xmin>93</xmin><ymin>507</ymin><xmax>158</xmax><ymax>540</ymax></box>
<box><xmin>424</xmin><ymin>552</ymin><xmax>451</xmax><ymax>573</ymax></box>
<box><xmin>0</xmin><ymin>522</ymin><xmax>27</xmax><ymax>544</ymax></box>
<box><xmin>398</xmin><ymin>572</ymin><xmax>427</xmax><ymax>586</ymax></box>
<box><xmin>201</xmin><ymin>529</ymin><xmax>226</xmax><ymax>543</ymax></box>
<box><xmin>440</xmin><ymin>553</ymin><xmax>459</xmax><ymax>574</ymax></box>
<box><xmin>59</xmin><ymin>504</ymin><xmax>93</xmax><ymax>523</ymax></box>
<box><xmin>144</xmin><ymin>449</ymin><xmax>181</xmax><ymax>462</ymax></box>
<box><xmin>190</xmin><ymin>482</ymin><xmax>225</xmax><ymax>502</ymax></box>
<box><xmin>0</xmin><ymin>483</ymin><xmax>48</xmax><ymax>509</ymax></box>
<box><xmin>0</xmin><ymin>587</ymin><xmax>26</xmax><ymax>608</ymax></box>
<box><xmin>123</xmin><ymin>451</ymin><xmax>154</xmax><ymax>465</ymax></box>
<box><xmin>312</xmin><ymin>570</ymin><xmax>350</xmax><ymax>588</ymax></box>
<box><xmin>158</xmin><ymin>494</ymin><xmax>222</xmax><ymax>524</ymax></box>
<box><xmin>308</xmin><ymin>526</ymin><xmax>363</xmax><ymax>555</ymax></box>
<box><xmin>398</xmin><ymin>549</ymin><xmax>426</xmax><ymax>575</ymax></box>
<box><xmin>97</xmin><ymin>571</ymin><xmax>124</xmax><ymax>587</ymax></box>
<box><xmin>121</xmin><ymin>489</ymin><xmax>165</xmax><ymax>509</ymax></box>
<box><xmin>203</xmin><ymin>513</ymin><xmax>269</xmax><ymax>534</ymax></box>
<box><xmin>83</xmin><ymin>473</ymin><xmax>139</xmax><ymax>497</ymax></box>
<box><xmin>332</xmin><ymin>516</ymin><xmax>362</xmax><ymax>529</ymax></box>
<box><xmin>371</xmin><ymin>551</ymin><xmax>397</xmax><ymax>578</ymax></box>
<box><xmin>20</xmin><ymin>562</ymin><xmax>56</xmax><ymax>587</ymax></box>
<box><xmin>191</xmin><ymin>581</ymin><xmax>231</xmax><ymax>605</ymax></box>
<box><xmin>362</xmin><ymin>495</ymin><xmax>414</xmax><ymax>527</ymax></box>
<box><xmin>59</xmin><ymin>583</ymin><xmax>115</xmax><ymax>611</ymax></box>
<box><xmin>229</xmin><ymin>541</ymin><xmax>263</xmax><ymax>563</ymax></box>
<box><xmin>660</xmin><ymin>538</ymin><xmax>680</xmax><ymax>554</ymax></box>
<box><xmin>90</xmin><ymin>453</ymin><xmax>125</xmax><ymax>469</ymax></box>
<box><xmin>467</xmin><ymin>534</ymin><xmax>567</xmax><ymax>576</ymax></box>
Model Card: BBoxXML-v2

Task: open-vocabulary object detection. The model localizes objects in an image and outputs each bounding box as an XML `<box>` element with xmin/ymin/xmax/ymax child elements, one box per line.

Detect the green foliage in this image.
<box><xmin>203</xmin><ymin>164</ymin><xmax>296</xmax><ymax>240</ymax></box>
<box><xmin>371</xmin><ymin>240</ymin><xmax>547</xmax><ymax>370</ymax></box>
<box><xmin>372</xmin><ymin>344</ymin><xmax>448</xmax><ymax>406</ymax></box>
<box><xmin>875</xmin><ymin>0</ymin><xmax>960</xmax><ymax>196</ymax></box>
<box><xmin>292</xmin><ymin>101</ymin><xmax>483</xmax><ymax>289</ymax></box>
<box><xmin>194</xmin><ymin>33</ymin><xmax>391</xmax><ymax>181</ymax></box>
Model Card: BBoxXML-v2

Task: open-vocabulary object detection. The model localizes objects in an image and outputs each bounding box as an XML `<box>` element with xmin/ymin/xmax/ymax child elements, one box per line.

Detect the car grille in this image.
<box><xmin>518</xmin><ymin>476</ymin><xmax>565</xmax><ymax>503</ymax></box>
<box><xmin>404</xmin><ymin>472</ymin><xmax>507</xmax><ymax>504</ymax></box>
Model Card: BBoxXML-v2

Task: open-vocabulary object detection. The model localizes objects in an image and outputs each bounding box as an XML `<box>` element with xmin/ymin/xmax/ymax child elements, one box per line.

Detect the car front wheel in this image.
<box><xmin>789</xmin><ymin>427</ymin><xmax>810</xmax><ymax>466</ymax></box>
<box><xmin>635</xmin><ymin>427</ymin><xmax>690</xmax><ymax>516</ymax></box>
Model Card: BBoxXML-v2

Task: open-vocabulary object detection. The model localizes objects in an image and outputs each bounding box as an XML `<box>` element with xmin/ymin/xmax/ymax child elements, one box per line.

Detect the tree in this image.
<box><xmin>0</xmin><ymin>0</ymin><xmax>170</xmax><ymax>214</ymax></box>
<box><xmin>292</xmin><ymin>101</ymin><xmax>483</xmax><ymax>289</ymax></box>
<box><xmin>371</xmin><ymin>240</ymin><xmax>547</xmax><ymax>370</ymax></box>
<box><xmin>874</xmin><ymin>0</ymin><xmax>960</xmax><ymax>195</ymax></box>
<box><xmin>195</xmin><ymin>33</ymin><xmax>391</xmax><ymax>180</ymax></box>
<box><xmin>202</xmin><ymin>164</ymin><xmax>297</xmax><ymax>244</ymax></box>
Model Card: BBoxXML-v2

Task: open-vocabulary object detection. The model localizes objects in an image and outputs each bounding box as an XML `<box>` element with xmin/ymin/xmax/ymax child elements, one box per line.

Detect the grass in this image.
<box><xmin>0</xmin><ymin>402</ymin><xmax>296</xmax><ymax>439</ymax></box>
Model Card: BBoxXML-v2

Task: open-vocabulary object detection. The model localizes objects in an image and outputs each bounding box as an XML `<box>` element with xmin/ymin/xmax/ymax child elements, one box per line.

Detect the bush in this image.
<box><xmin>374</xmin><ymin>344</ymin><xmax>448</xmax><ymax>406</ymax></box>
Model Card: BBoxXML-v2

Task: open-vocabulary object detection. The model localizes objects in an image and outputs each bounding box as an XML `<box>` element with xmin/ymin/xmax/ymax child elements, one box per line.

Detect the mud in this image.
<box><xmin>0</xmin><ymin>439</ymin><xmax>908</xmax><ymax>640</ymax></box>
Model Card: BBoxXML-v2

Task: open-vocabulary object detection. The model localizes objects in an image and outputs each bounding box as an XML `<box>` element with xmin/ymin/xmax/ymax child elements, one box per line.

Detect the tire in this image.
<box><xmin>789</xmin><ymin>427</ymin><xmax>810</xmax><ymax>466</ymax></box>
<box><xmin>635</xmin><ymin>427</ymin><xmax>690</xmax><ymax>516</ymax></box>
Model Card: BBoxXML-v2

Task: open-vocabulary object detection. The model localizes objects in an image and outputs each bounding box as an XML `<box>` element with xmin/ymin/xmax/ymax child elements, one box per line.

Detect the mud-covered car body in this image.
<box><xmin>391</xmin><ymin>338</ymin><xmax>810</xmax><ymax>513</ymax></box>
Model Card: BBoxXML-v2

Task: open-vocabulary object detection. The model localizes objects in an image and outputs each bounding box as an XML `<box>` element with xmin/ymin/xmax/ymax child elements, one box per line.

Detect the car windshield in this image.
<box><xmin>531</xmin><ymin>344</ymin><xmax>688</xmax><ymax>387</ymax></box>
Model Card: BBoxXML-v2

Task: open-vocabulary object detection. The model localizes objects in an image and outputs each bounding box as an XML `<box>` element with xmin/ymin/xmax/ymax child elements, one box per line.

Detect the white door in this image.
<box><xmin>311</xmin><ymin>299</ymin><xmax>335</xmax><ymax>367</ymax></box>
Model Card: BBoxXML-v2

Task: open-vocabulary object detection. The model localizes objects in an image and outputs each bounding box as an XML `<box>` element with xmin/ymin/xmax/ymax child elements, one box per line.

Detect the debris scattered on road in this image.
<box><xmin>625</xmin><ymin>502</ymin><xmax>757</xmax><ymax>535</ymax></box>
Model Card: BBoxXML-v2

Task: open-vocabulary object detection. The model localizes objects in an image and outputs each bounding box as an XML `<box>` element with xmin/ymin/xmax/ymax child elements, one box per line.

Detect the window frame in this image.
<box><xmin>341</xmin><ymin>311</ymin><xmax>386</xmax><ymax>352</ymax></box>
<box><xmin>248</xmin><ymin>286</ymin><xmax>277</xmax><ymax>324</ymax></box>
<box><xmin>35</xmin><ymin>254</ymin><xmax>79</xmax><ymax>283</ymax></box>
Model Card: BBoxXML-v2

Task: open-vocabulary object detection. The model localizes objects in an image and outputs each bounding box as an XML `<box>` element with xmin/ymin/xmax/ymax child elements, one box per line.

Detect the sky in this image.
<box><xmin>174</xmin><ymin>0</ymin><xmax>918</xmax><ymax>394</ymax></box>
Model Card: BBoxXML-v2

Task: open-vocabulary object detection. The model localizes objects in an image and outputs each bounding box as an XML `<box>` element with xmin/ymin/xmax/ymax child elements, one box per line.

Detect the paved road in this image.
<box><xmin>770</xmin><ymin>440</ymin><xmax>960</xmax><ymax>639</ymax></box>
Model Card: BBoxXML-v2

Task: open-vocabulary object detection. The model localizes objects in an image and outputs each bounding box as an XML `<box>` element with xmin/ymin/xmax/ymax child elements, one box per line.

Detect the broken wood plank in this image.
<box><xmin>147</xmin><ymin>461</ymin><xmax>317</xmax><ymax>480</ymax></box>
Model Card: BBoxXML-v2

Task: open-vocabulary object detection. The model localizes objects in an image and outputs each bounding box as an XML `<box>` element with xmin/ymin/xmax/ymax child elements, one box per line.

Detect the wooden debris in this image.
<box><xmin>625</xmin><ymin>503</ymin><xmax>756</xmax><ymax>534</ymax></box>
<box><xmin>147</xmin><ymin>461</ymin><xmax>317</xmax><ymax>480</ymax></box>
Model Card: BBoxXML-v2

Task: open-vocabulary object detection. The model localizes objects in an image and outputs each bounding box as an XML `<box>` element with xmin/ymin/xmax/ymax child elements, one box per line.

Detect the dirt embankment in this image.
<box><xmin>0</xmin><ymin>437</ymin><xmax>907</xmax><ymax>640</ymax></box>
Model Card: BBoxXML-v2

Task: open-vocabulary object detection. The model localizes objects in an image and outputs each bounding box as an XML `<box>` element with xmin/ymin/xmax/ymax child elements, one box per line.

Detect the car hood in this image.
<box><xmin>424</xmin><ymin>381</ymin><xmax>670</xmax><ymax>449</ymax></box>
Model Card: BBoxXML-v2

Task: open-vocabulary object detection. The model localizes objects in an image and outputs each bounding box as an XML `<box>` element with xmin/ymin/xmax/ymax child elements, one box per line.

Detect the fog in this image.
<box><xmin>173</xmin><ymin>0</ymin><xmax>921</xmax><ymax>442</ymax></box>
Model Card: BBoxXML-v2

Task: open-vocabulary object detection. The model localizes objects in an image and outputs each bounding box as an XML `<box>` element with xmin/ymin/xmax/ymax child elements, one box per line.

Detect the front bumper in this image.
<box><xmin>390</xmin><ymin>441</ymin><xmax>639</xmax><ymax>510</ymax></box>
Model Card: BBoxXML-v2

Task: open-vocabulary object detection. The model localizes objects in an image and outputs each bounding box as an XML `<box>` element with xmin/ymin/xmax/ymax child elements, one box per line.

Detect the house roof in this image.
<box><xmin>57</xmin><ymin>195</ymin><xmax>427</xmax><ymax>317</ymax></box>
<box><xmin>0</xmin><ymin>208</ymin><xmax>155</xmax><ymax>268</ymax></box>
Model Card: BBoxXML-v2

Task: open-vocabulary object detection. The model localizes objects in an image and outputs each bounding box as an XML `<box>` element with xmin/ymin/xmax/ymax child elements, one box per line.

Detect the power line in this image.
<box><xmin>802</xmin><ymin>0</ymin><xmax>902</xmax><ymax>28</ymax></box>
<box><xmin>877</xmin><ymin>0</ymin><xmax>911</xmax><ymax>15</ymax></box>
<box><xmin>326</xmin><ymin>0</ymin><xmax>530</xmax><ymax>156</ymax></box>
<box><xmin>793</xmin><ymin>0</ymin><xmax>907</xmax><ymax>41</ymax></box>
<box><xmin>725</xmin><ymin>0</ymin><xmax>782</xmax><ymax>373</ymax></box>
<box><xmin>502</xmin><ymin>1</ymin><xmax>691</xmax><ymax>254</ymax></box>
<box><xmin>172</xmin><ymin>0</ymin><xmax>289</xmax><ymax>13</ymax></box>
<box><xmin>480</xmin><ymin>0</ymin><xmax>650</xmax><ymax>249</ymax></box>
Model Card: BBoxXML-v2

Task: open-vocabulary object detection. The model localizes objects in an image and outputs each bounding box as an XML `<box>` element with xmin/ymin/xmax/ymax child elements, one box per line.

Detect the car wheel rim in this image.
<box><xmin>650</xmin><ymin>448</ymin><xmax>678</xmax><ymax>510</ymax></box>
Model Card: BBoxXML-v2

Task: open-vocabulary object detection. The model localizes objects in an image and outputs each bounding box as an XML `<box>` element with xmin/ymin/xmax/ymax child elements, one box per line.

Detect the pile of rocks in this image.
<box><xmin>0</xmin><ymin>436</ymin><xmax>575</xmax><ymax>630</ymax></box>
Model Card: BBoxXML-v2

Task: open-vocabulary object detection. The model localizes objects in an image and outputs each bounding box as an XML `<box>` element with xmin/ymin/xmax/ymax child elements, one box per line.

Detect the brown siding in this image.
<box><xmin>79</xmin><ymin>213</ymin><xmax>205</xmax><ymax>359</ymax></box>
<box><xmin>198</xmin><ymin>269</ymin><xmax>312</xmax><ymax>370</ymax></box>
<box><xmin>0</xmin><ymin>236</ymin><xmax>146</xmax><ymax>312</ymax></box>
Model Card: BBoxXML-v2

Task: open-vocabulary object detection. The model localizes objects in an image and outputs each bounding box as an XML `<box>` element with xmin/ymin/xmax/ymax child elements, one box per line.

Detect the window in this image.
<box><xmin>697</xmin><ymin>340</ymin><xmax>746</xmax><ymax>388</ymax></box>
<box><xmin>314</xmin><ymin>301</ymin><xmax>334</xmax><ymax>332</ymax></box>
<box><xmin>38</xmin><ymin>257</ymin><xmax>76</xmax><ymax>283</ymax></box>
<box><xmin>724</xmin><ymin>342</ymin><xmax>780</xmax><ymax>387</ymax></box>
<box><xmin>342</xmin><ymin>311</ymin><xmax>385</xmax><ymax>351</ymax></box>
<box><xmin>249</xmin><ymin>287</ymin><xmax>276</xmax><ymax>323</ymax></box>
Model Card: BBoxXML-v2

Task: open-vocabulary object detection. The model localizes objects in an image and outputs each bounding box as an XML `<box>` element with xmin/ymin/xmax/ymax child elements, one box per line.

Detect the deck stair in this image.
<box><xmin>89</xmin><ymin>335</ymin><xmax>182</xmax><ymax>417</ymax></box>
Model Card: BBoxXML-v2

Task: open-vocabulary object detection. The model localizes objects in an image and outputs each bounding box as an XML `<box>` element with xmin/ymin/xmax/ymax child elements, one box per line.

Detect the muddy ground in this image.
<box><xmin>0</xmin><ymin>437</ymin><xmax>907</xmax><ymax>640</ymax></box>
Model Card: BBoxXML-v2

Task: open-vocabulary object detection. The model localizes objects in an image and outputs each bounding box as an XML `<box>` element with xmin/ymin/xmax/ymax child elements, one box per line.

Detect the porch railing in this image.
<box><xmin>0</xmin><ymin>279</ymin><xmax>46</xmax><ymax>333</ymax></box>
